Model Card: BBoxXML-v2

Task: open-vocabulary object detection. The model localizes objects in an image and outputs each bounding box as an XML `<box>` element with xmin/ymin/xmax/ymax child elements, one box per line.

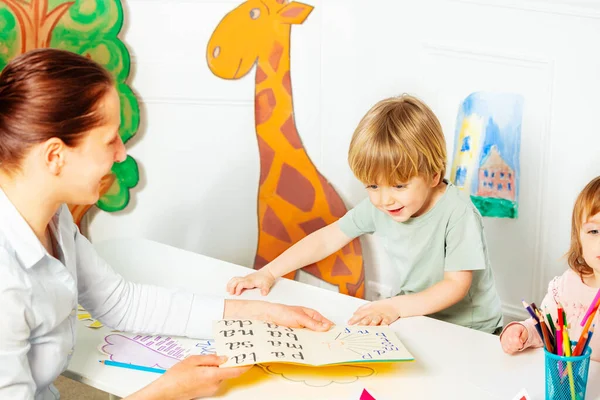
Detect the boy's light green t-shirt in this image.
<box><xmin>338</xmin><ymin>182</ymin><xmax>503</xmax><ymax>333</ymax></box>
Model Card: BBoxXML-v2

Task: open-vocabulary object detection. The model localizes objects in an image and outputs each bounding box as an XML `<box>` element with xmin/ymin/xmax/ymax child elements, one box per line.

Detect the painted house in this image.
<box><xmin>476</xmin><ymin>145</ymin><xmax>515</xmax><ymax>201</ymax></box>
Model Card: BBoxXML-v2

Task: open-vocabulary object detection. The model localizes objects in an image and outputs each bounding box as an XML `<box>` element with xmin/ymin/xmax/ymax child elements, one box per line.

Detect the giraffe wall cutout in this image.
<box><xmin>207</xmin><ymin>0</ymin><xmax>364</xmax><ymax>297</ymax></box>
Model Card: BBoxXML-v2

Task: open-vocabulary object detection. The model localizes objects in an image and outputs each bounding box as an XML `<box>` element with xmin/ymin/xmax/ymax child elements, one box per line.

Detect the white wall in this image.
<box><xmin>86</xmin><ymin>0</ymin><xmax>600</xmax><ymax>322</ymax></box>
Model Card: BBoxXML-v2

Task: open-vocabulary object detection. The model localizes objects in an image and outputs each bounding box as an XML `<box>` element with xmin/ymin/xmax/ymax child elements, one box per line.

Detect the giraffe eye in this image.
<box><xmin>250</xmin><ymin>8</ymin><xmax>261</xmax><ymax>19</ymax></box>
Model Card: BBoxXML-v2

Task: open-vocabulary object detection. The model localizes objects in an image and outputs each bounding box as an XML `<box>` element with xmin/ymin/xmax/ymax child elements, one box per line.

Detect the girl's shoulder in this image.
<box><xmin>548</xmin><ymin>269</ymin><xmax>594</xmax><ymax>304</ymax></box>
<box><xmin>559</xmin><ymin>268</ymin><xmax>581</xmax><ymax>284</ymax></box>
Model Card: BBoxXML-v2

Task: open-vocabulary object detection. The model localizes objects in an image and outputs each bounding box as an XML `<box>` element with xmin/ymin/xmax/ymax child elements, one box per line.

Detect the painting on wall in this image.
<box><xmin>206</xmin><ymin>0</ymin><xmax>364</xmax><ymax>297</ymax></box>
<box><xmin>450</xmin><ymin>92</ymin><xmax>523</xmax><ymax>219</ymax></box>
<box><xmin>0</xmin><ymin>0</ymin><xmax>140</xmax><ymax>226</ymax></box>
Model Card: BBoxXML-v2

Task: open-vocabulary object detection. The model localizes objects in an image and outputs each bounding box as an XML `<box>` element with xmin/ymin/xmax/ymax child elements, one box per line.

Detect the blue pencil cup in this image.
<box><xmin>544</xmin><ymin>344</ymin><xmax>592</xmax><ymax>400</ymax></box>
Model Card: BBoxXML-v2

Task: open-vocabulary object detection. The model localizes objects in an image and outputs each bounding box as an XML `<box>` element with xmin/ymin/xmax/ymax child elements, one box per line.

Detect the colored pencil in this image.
<box><xmin>536</xmin><ymin>310</ymin><xmax>554</xmax><ymax>353</ymax></box>
<box><xmin>584</xmin><ymin>324</ymin><xmax>595</xmax><ymax>352</ymax></box>
<box><xmin>546</xmin><ymin>311</ymin><xmax>557</xmax><ymax>337</ymax></box>
<box><xmin>581</xmin><ymin>288</ymin><xmax>600</xmax><ymax>327</ymax></box>
<box><xmin>522</xmin><ymin>300</ymin><xmax>538</xmax><ymax>320</ymax></box>
<box><xmin>99</xmin><ymin>360</ymin><xmax>167</xmax><ymax>374</ymax></box>
<box><xmin>522</xmin><ymin>300</ymin><xmax>544</xmax><ymax>342</ymax></box>
<box><xmin>573</xmin><ymin>313</ymin><xmax>595</xmax><ymax>356</ymax></box>
<box><xmin>562</xmin><ymin>330</ymin><xmax>577</xmax><ymax>400</ymax></box>
<box><xmin>556</xmin><ymin>323</ymin><xmax>564</xmax><ymax>357</ymax></box>
<box><xmin>556</xmin><ymin>302</ymin><xmax>565</xmax><ymax>378</ymax></box>
<box><xmin>564</xmin><ymin>313</ymin><xmax>572</xmax><ymax>353</ymax></box>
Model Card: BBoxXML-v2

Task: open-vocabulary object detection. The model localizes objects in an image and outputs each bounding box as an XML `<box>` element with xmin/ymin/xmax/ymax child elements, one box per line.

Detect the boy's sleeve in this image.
<box><xmin>337</xmin><ymin>198</ymin><xmax>376</xmax><ymax>238</ymax></box>
<box><xmin>444</xmin><ymin>207</ymin><xmax>488</xmax><ymax>272</ymax></box>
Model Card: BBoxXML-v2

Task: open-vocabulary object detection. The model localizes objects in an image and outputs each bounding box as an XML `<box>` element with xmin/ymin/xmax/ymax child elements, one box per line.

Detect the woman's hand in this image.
<box><xmin>224</xmin><ymin>300</ymin><xmax>333</xmax><ymax>331</ymax></box>
<box><xmin>126</xmin><ymin>355</ymin><xmax>251</xmax><ymax>400</ymax></box>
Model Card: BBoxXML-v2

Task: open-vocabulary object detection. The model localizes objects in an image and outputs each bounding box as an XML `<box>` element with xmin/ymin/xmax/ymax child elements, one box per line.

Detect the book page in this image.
<box><xmin>213</xmin><ymin>320</ymin><xmax>413</xmax><ymax>367</ymax></box>
<box><xmin>213</xmin><ymin>320</ymin><xmax>315</xmax><ymax>367</ymax></box>
<box><xmin>306</xmin><ymin>325</ymin><xmax>413</xmax><ymax>366</ymax></box>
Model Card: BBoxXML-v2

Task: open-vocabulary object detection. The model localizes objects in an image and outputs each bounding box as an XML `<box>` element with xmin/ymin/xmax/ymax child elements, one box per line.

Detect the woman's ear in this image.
<box><xmin>43</xmin><ymin>138</ymin><xmax>66</xmax><ymax>175</ymax></box>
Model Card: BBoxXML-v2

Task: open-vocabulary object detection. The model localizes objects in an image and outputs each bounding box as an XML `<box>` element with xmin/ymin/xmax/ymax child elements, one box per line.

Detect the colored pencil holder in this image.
<box><xmin>544</xmin><ymin>344</ymin><xmax>592</xmax><ymax>400</ymax></box>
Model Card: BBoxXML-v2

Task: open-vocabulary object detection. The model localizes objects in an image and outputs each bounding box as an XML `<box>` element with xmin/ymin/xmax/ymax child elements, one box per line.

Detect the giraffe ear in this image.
<box><xmin>277</xmin><ymin>1</ymin><xmax>313</xmax><ymax>25</ymax></box>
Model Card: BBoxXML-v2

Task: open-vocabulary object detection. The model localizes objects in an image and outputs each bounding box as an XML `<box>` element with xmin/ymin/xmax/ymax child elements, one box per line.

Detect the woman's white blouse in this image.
<box><xmin>0</xmin><ymin>189</ymin><xmax>225</xmax><ymax>399</ymax></box>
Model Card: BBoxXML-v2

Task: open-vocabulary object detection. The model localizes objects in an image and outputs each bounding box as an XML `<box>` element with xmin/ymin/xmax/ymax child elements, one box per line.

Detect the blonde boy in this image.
<box><xmin>227</xmin><ymin>95</ymin><xmax>503</xmax><ymax>333</ymax></box>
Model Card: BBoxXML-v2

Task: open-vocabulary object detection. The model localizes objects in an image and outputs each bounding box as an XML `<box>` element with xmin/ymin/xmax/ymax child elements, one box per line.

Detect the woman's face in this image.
<box><xmin>59</xmin><ymin>87</ymin><xmax>126</xmax><ymax>205</ymax></box>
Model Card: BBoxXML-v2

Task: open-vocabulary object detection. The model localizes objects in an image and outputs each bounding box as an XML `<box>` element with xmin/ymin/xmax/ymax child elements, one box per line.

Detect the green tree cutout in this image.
<box><xmin>0</xmin><ymin>0</ymin><xmax>140</xmax><ymax>226</ymax></box>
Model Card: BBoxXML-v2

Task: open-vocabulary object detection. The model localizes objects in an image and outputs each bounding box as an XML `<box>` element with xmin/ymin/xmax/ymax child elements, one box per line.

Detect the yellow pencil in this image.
<box><xmin>563</xmin><ymin>329</ymin><xmax>576</xmax><ymax>400</ymax></box>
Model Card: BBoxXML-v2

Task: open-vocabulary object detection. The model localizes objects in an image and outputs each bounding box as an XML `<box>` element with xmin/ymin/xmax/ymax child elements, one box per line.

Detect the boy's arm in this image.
<box><xmin>348</xmin><ymin>271</ymin><xmax>472</xmax><ymax>325</ymax></box>
<box><xmin>228</xmin><ymin>198</ymin><xmax>374</xmax><ymax>295</ymax></box>
<box><xmin>389</xmin><ymin>206</ymin><xmax>487</xmax><ymax>318</ymax></box>
<box><xmin>392</xmin><ymin>270</ymin><xmax>473</xmax><ymax>317</ymax></box>
<box><xmin>385</xmin><ymin>205</ymin><xmax>483</xmax><ymax>318</ymax></box>
<box><xmin>264</xmin><ymin>196</ymin><xmax>377</xmax><ymax>280</ymax></box>
<box><xmin>263</xmin><ymin>222</ymin><xmax>354</xmax><ymax>278</ymax></box>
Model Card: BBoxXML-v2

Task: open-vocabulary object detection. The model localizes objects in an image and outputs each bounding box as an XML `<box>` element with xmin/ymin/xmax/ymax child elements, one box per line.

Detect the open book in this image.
<box><xmin>213</xmin><ymin>319</ymin><xmax>414</xmax><ymax>368</ymax></box>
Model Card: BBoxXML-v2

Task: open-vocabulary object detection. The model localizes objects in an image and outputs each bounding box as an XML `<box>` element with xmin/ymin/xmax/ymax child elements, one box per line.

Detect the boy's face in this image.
<box><xmin>364</xmin><ymin>175</ymin><xmax>442</xmax><ymax>223</ymax></box>
<box><xmin>580</xmin><ymin>212</ymin><xmax>600</xmax><ymax>275</ymax></box>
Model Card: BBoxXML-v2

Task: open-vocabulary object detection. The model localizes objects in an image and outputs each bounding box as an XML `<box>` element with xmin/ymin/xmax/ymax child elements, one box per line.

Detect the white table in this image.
<box><xmin>63</xmin><ymin>238</ymin><xmax>600</xmax><ymax>399</ymax></box>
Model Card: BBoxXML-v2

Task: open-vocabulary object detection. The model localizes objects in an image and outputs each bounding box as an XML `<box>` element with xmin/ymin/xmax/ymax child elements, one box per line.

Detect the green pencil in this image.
<box><xmin>546</xmin><ymin>312</ymin><xmax>557</xmax><ymax>337</ymax></box>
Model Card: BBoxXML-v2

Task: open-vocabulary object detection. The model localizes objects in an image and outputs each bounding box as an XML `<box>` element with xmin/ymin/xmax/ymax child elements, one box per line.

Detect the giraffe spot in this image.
<box><xmin>302</xmin><ymin>263</ymin><xmax>322</xmax><ymax>279</ymax></box>
<box><xmin>254</xmin><ymin>254</ymin><xmax>269</xmax><ymax>270</ymax></box>
<box><xmin>331</xmin><ymin>256</ymin><xmax>352</xmax><ymax>277</ymax></box>
<box><xmin>256</xmin><ymin>66</ymin><xmax>267</xmax><ymax>84</ymax></box>
<box><xmin>345</xmin><ymin>263</ymin><xmax>365</xmax><ymax>298</ymax></box>
<box><xmin>317</xmin><ymin>174</ymin><xmax>347</xmax><ymax>218</ymax></box>
<box><xmin>263</xmin><ymin>206</ymin><xmax>292</xmax><ymax>243</ymax></box>
<box><xmin>276</xmin><ymin>163</ymin><xmax>315</xmax><ymax>212</ymax></box>
<box><xmin>352</xmin><ymin>237</ymin><xmax>363</xmax><ymax>257</ymax></box>
<box><xmin>255</xmin><ymin>88</ymin><xmax>276</xmax><ymax>125</ymax></box>
<box><xmin>298</xmin><ymin>217</ymin><xmax>327</xmax><ymax>235</ymax></box>
<box><xmin>257</xmin><ymin>136</ymin><xmax>275</xmax><ymax>186</ymax></box>
<box><xmin>342</xmin><ymin>244</ymin><xmax>351</xmax><ymax>255</ymax></box>
<box><xmin>269</xmin><ymin>42</ymin><xmax>284</xmax><ymax>72</ymax></box>
<box><xmin>282</xmin><ymin>70</ymin><xmax>292</xmax><ymax>96</ymax></box>
<box><xmin>280</xmin><ymin>116</ymin><xmax>302</xmax><ymax>149</ymax></box>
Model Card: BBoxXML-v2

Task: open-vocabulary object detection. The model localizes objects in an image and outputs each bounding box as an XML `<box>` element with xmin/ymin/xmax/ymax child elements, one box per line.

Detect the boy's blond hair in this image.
<box><xmin>348</xmin><ymin>94</ymin><xmax>447</xmax><ymax>186</ymax></box>
<box><xmin>567</xmin><ymin>176</ymin><xmax>600</xmax><ymax>279</ymax></box>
